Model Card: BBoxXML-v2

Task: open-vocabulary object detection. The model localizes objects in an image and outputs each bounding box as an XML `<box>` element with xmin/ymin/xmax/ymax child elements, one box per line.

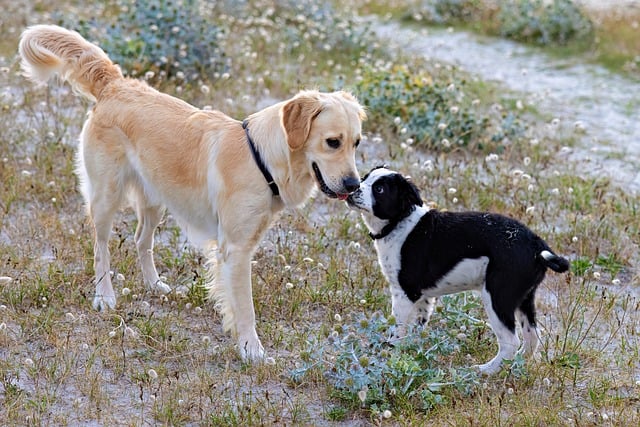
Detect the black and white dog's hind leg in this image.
<box><xmin>475</xmin><ymin>288</ymin><xmax>521</xmax><ymax>374</ymax></box>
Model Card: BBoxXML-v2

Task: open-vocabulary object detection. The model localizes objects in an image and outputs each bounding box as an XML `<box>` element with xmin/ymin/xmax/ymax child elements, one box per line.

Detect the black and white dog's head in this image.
<box><xmin>346</xmin><ymin>167</ymin><xmax>423</xmax><ymax>236</ymax></box>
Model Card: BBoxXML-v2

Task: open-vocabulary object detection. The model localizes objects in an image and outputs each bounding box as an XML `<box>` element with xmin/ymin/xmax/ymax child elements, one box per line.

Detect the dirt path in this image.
<box><xmin>373</xmin><ymin>22</ymin><xmax>640</xmax><ymax>193</ymax></box>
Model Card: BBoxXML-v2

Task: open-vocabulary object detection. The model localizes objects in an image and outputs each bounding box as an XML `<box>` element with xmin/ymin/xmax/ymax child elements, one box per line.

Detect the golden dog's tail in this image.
<box><xmin>19</xmin><ymin>25</ymin><xmax>123</xmax><ymax>102</ymax></box>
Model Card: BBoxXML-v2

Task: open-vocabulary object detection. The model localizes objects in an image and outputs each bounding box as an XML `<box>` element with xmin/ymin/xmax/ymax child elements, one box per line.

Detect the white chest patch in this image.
<box><xmin>375</xmin><ymin>206</ymin><xmax>428</xmax><ymax>288</ymax></box>
<box><xmin>422</xmin><ymin>256</ymin><xmax>489</xmax><ymax>298</ymax></box>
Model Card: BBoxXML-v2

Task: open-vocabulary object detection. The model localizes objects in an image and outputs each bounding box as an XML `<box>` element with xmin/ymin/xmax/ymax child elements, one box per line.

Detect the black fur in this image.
<box><xmin>398</xmin><ymin>210</ymin><xmax>562</xmax><ymax>332</ymax></box>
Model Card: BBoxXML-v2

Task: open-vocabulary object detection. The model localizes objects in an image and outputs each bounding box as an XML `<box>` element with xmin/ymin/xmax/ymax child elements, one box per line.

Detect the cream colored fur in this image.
<box><xmin>19</xmin><ymin>25</ymin><xmax>366</xmax><ymax>361</ymax></box>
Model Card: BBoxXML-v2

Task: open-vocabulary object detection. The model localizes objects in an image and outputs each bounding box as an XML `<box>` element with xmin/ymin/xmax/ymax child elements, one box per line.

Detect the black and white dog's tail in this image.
<box><xmin>539</xmin><ymin>250</ymin><xmax>570</xmax><ymax>273</ymax></box>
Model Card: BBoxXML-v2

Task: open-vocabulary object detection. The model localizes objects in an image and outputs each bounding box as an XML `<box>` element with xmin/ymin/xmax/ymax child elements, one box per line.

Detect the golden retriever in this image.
<box><xmin>19</xmin><ymin>25</ymin><xmax>366</xmax><ymax>361</ymax></box>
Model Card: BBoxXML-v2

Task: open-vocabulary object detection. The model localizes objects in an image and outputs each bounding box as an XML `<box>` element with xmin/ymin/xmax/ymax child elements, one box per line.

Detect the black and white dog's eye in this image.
<box><xmin>374</xmin><ymin>184</ymin><xmax>384</xmax><ymax>194</ymax></box>
<box><xmin>326</xmin><ymin>138</ymin><xmax>341</xmax><ymax>149</ymax></box>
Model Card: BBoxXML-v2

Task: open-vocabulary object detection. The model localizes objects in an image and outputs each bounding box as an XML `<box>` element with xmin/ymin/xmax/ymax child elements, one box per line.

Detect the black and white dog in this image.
<box><xmin>346</xmin><ymin>167</ymin><xmax>569</xmax><ymax>374</ymax></box>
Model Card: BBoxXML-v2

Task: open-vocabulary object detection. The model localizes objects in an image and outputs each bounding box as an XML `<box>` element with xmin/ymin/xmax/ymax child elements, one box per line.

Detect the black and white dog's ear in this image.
<box><xmin>395</xmin><ymin>174</ymin><xmax>422</xmax><ymax>212</ymax></box>
<box><xmin>397</xmin><ymin>174</ymin><xmax>423</xmax><ymax>208</ymax></box>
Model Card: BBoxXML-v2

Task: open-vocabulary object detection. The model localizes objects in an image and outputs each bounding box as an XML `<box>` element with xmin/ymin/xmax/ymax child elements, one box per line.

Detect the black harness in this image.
<box><xmin>242</xmin><ymin>120</ymin><xmax>279</xmax><ymax>197</ymax></box>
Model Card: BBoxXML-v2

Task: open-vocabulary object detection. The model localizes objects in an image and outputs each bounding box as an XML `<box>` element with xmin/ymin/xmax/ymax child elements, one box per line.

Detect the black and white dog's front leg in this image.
<box><xmin>390</xmin><ymin>284</ymin><xmax>436</xmax><ymax>336</ymax></box>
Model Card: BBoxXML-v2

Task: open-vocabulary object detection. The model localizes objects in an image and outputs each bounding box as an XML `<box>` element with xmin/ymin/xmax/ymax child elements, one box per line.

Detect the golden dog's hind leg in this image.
<box><xmin>77</xmin><ymin>120</ymin><xmax>127</xmax><ymax>311</ymax></box>
<box><xmin>132</xmin><ymin>194</ymin><xmax>171</xmax><ymax>295</ymax></box>
<box><xmin>87</xmin><ymin>190</ymin><xmax>121</xmax><ymax>311</ymax></box>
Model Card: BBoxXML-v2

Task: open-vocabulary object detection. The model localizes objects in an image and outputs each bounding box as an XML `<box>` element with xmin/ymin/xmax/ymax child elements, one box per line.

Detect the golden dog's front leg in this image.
<box><xmin>220</xmin><ymin>246</ymin><xmax>264</xmax><ymax>361</ymax></box>
<box><xmin>215</xmin><ymin>243</ymin><xmax>264</xmax><ymax>362</ymax></box>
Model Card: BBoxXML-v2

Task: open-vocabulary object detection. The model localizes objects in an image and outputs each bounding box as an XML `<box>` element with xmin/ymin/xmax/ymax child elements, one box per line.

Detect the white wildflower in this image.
<box><xmin>0</xmin><ymin>276</ymin><xmax>13</xmax><ymax>285</ymax></box>
<box><xmin>612</xmin><ymin>278</ymin><xmax>621</xmax><ymax>285</ymax></box>
<box><xmin>334</xmin><ymin>313</ymin><xmax>342</xmax><ymax>322</ymax></box>
<box><xmin>147</xmin><ymin>368</ymin><xmax>158</xmax><ymax>380</ymax></box>
<box><xmin>593</xmin><ymin>271</ymin><xmax>601</xmax><ymax>279</ymax></box>
<box><xmin>285</xmin><ymin>282</ymin><xmax>294</xmax><ymax>290</ymax></box>
<box><xmin>383</xmin><ymin>410</ymin><xmax>392</xmax><ymax>419</ymax></box>
<box><xmin>525</xmin><ymin>206</ymin><xmax>535</xmax><ymax>215</ymax></box>
<box><xmin>450</xmin><ymin>106</ymin><xmax>459</xmax><ymax>114</ymax></box>
<box><xmin>438</xmin><ymin>122</ymin><xmax>447</xmax><ymax>131</ymax></box>
<box><xmin>357</xmin><ymin>387</ymin><xmax>367</xmax><ymax>403</ymax></box>
<box><xmin>24</xmin><ymin>358</ymin><xmax>34</xmax><ymax>367</ymax></box>
<box><xmin>121</xmin><ymin>287</ymin><xmax>131</xmax><ymax>296</ymax></box>
<box><xmin>447</xmin><ymin>187</ymin><xmax>457</xmax><ymax>194</ymax></box>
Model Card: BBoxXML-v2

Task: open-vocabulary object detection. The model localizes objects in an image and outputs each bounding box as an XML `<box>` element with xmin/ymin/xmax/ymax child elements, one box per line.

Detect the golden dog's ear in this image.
<box><xmin>281</xmin><ymin>94</ymin><xmax>323</xmax><ymax>151</ymax></box>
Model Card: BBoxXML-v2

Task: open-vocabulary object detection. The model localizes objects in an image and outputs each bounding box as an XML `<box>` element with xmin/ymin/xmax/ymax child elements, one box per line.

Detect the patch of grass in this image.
<box><xmin>1</xmin><ymin>0</ymin><xmax>639</xmax><ymax>425</ymax></box>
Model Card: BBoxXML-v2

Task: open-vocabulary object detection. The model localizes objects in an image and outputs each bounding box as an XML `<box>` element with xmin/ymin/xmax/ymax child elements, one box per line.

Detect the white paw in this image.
<box><xmin>238</xmin><ymin>337</ymin><xmax>265</xmax><ymax>363</ymax></box>
<box><xmin>92</xmin><ymin>293</ymin><xmax>116</xmax><ymax>311</ymax></box>
<box><xmin>152</xmin><ymin>280</ymin><xmax>172</xmax><ymax>294</ymax></box>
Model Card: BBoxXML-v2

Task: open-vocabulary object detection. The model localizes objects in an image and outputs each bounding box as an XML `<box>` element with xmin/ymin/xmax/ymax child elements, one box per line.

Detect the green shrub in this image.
<box><xmin>56</xmin><ymin>0</ymin><xmax>226</xmax><ymax>83</ymax></box>
<box><xmin>404</xmin><ymin>0</ymin><xmax>485</xmax><ymax>25</ymax></box>
<box><xmin>498</xmin><ymin>0</ymin><xmax>594</xmax><ymax>46</ymax></box>
<box><xmin>291</xmin><ymin>296</ymin><xmax>483</xmax><ymax>415</ymax></box>
<box><xmin>355</xmin><ymin>65</ymin><xmax>499</xmax><ymax>151</ymax></box>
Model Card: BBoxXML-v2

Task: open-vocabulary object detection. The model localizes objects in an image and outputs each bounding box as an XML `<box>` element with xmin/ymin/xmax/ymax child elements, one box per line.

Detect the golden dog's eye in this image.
<box><xmin>326</xmin><ymin>138</ymin><xmax>341</xmax><ymax>149</ymax></box>
<box><xmin>355</xmin><ymin>138</ymin><xmax>361</xmax><ymax>148</ymax></box>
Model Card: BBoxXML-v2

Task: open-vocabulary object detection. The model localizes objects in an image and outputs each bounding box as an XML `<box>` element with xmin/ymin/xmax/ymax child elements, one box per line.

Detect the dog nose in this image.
<box><xmin>343</xmin><ymin>176</ymin><xmax>360</xmax><ymax>193</ymax></box>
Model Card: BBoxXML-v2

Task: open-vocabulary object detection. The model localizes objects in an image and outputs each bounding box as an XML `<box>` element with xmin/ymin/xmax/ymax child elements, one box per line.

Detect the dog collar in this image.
<box><xmin>243</xmin><ymin>119</ymin><xmax>280</xmax><ymax>197</ymax></box>
<box><xmin>368</xmin><ymin>209</ymin><xmax>415</xmax><ymax>240</ymax></box>
<box><xmin>369</xmin><ymin>221</ymin><xmax>399</xmax><ymax>240</ymax></box>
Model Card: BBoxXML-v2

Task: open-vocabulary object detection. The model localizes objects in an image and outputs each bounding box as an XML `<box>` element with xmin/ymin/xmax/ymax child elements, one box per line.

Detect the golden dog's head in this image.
<box><xmin>281</xmin><ymin>90</ymin><xmax>366</xmax><ymax>200</ymax></box>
